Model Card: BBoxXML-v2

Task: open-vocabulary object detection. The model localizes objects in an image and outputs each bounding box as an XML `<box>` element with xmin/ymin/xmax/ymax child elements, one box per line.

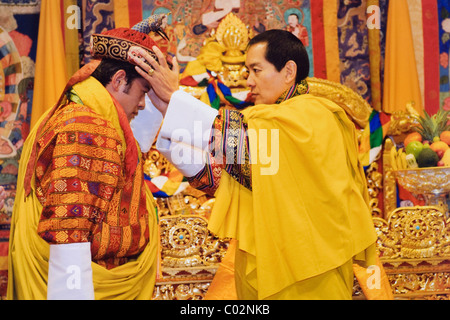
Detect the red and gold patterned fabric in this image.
<box><xmin>188</xmin><ymin>108</ymin><xmax>251</xmax><ymax>195</ymax></box>
<box><xmin>7</xmin><ymin>74</ymin><xmax>159</xmax><ymax>299</ymax></box>
<box><xmin>30</xmin><ymin>76</ymin><xmax>150</xmax><ymax>269</ymax></box>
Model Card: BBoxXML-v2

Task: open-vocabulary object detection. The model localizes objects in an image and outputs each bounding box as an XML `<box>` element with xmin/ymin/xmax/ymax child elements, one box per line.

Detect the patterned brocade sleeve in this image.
<box><xmin>35</xmin><ymin>114</ymin><xmax>123</xmax><ymax>244</ymax></box>
<box><xmin>187</xmin><ymin>109</ymin><xmax>252</xmax><ymax>195</ymax></box>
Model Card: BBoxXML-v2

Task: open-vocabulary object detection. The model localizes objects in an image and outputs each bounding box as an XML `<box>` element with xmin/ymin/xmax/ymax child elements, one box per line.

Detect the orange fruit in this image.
<box><xmin>430</xmin><ymin>141</ymin><xmax>449</xmax><ymax>153</ymax></box>
<box><xmin>404</xmin><ymin>132</ymin><xmax>422</xmax><ymax>147</ymax></box>
<box><xmin>440</xmin><ymin>131</ymin><xmax>450</xmax><ymax>145</ymax></box>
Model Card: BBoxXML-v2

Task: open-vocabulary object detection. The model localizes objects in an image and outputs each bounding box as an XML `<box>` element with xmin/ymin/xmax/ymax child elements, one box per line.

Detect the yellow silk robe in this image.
<box><xmin>208</xmin><ymin>94</ymin><xmax>381</xmax><ymax>299</ymax></box>
<box><xmin>7</xmin><ymin>77</ymin><xmax>158</xmax><ymax>300</ymax></box>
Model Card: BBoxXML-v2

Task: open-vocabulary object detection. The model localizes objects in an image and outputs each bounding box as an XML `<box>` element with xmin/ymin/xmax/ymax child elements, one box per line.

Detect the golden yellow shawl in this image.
<box><xmin>208</xmin><ymin>94</ymin><xmax>379</xmax><ymax>299</ymax></box>
<box><xmin>7</xmin><ymin>77</ymin><xmax>158</xmax><ymax>300</ymax></box>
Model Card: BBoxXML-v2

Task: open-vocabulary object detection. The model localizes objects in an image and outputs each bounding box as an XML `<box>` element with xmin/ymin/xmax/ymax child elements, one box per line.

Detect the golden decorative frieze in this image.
<box><xmin>365</xmin><ymin>162</ymin><xmax>383</xmax><ymax>218</ymax></box>
<box><xmin>159</xmin><ymin>215</ymin><xmax>228</xmax><ymax>268</ymax></box>
<box><xmin>153</xmin><ymin>283</ymin><xmax>211</xmax><ymax>300</ymax></box>
<box><xmin>382</xmin><ymin>140</ymin><xmax>398</xmax><ymax>218</ymax></box>
<box><xmin>144</xmin><ymin>148</ymin><xmax>173</xmax><ymax>178</ymax></box>
<box><xmin>374</xmin><ymin>206</ymin><xmax>450</xmax><ymax>260</ymax></box>
<box><xmin>374</xmin><ymin>206</ymin><xmax>450</xmax><ymax>299</ymax></box>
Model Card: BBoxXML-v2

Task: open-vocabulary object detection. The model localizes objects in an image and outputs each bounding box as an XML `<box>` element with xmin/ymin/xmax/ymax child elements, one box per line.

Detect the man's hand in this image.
<box><xmin>130</xmin><ymin>46</ymin><xmax>179</xmax><ymax>116</ymax></box>
<box><xmin>147</xmin><ymin>88</ymin><xmax>168</xmax><ymax>116</ymax></box>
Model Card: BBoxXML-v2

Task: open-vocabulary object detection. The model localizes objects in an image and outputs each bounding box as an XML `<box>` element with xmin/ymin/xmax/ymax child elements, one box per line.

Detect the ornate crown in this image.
<box><xmin>90</xmin><ymin>14</ymin><xmax>170</xmax><ymax>66</ymax></box>
<box><xmin>90</xmin><ymin>30</ymin><xmax>159</xmax><ymax>66</ymax></box>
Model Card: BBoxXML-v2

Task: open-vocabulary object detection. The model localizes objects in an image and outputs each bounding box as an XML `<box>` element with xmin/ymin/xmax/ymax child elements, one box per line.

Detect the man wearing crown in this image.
<box><xmin>7</xmin><ymin>17</ymin><xmax>175</xmax><ymax>300</ymax></box>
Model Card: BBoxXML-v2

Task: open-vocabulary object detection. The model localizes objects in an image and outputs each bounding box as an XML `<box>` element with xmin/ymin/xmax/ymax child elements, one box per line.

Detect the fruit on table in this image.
<box><xmin>404</xmin><ymin>132</ymin><xmax>422</xmax><ymax>147</ymax></box>
<box><xmin>405</xmin><ymin>140</ymin><xmax>424</xmax><ymax>159</ymax></box>
<box><xmin>416</xmin><ymin>148</ymin><xmax>440</xmax><ymax>167</ymax></box>
<box><xmin>440</xmin><ymin>131</ymin><xmax>450</xmax><ymax>145</ymax></box>
<box><xmin>414</xmin><ymin>108</ymin><xmax>450</xmax><ymax>142</ymax></box>
<box><xmin>430</xmin><ymin>141</ymin><xmax>449</xmax><ymax>153</ymax></box>
<box><xmin>436</xmin><ymin>149</ymin><xmax>445</xmax><ymax>159</ymax></box>
<box><xmin>442</xmin><ymin>148</ymin><xmax>450</xmax><ymax>166</ymax></box>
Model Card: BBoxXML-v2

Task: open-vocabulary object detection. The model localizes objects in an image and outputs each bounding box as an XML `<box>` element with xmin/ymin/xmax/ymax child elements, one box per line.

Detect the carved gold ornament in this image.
<box><xmin>374</xmin><ymin>206</ymin><xmax>450</xmax><ymax>299</ymax></box>
<box><xmin>159</xmin><ymin>215</ymin><xmax>228</xmax><ymax>268</ymax></box>
<box><xmin>374</xmin><ymin>206</ymin><xmax>450</xmax><ymax>259</ymax></box>
<box><xmin>215</xmin><ymin>13</ymin><xmax>249</xmax><ymax>64</ymax></box>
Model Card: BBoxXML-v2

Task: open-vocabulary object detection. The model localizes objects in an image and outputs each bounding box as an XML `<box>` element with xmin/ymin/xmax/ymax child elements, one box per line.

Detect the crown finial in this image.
<box><xmin>132</xmin><ymin>13</ymin><xmax>170</xmax><ymax>41</ymax></box>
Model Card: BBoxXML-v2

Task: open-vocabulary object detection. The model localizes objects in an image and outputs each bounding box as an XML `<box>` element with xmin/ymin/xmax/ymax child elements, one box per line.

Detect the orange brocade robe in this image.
<box><xmin>34</xmin><ymin>86</ymin><xmax>149</xmax><ymax>269</ymax></box>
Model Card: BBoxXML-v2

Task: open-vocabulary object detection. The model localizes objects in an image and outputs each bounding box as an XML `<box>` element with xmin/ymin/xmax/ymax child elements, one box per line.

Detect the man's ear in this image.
<box><xmin>109</xmin><ymin>69</ymin><xmax>127</xmax><ymax>92</ymax></box>
<box><xmin>284</xmin><ymin>60</ymin><xmax>297</xmax><ymax>84</ymax></box>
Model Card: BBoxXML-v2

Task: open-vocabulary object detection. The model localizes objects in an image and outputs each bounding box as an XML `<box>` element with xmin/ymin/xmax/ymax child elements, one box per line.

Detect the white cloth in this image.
<box><xmin>131</xmin><ymin>95</ymin><xmax>164</xmax><ymax>153</ymax></box>
<box><xmin>156</xmin><ymin>90</ymin><xmax>218</xmax><ymax>177</ymax></box>
<box><xmin>47</xmin><ymin>243</ymin><xmax>95</xmax><ymax>300</ymax></box>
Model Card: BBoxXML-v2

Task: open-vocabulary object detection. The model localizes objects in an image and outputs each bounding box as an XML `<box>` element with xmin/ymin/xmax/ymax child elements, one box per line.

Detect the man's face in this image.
<box><xmin>114</xmin><ymin>77</ymin><xmax>150</xmax><ymax>122</ymax></box>
<box><xmin>245</xmin><ymin>43</ymin><xmax>290</xmax><ymax>105</ymax></box>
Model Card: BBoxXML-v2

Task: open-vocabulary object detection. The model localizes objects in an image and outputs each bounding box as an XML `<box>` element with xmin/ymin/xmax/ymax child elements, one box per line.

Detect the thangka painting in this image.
<box><xmin>0</xmin><ymin>0</ymin><xmax>40</xmax><ymax>299</ymax></box>
<box><xmin>80</xmin><ymin>0</ymin><xmax>385</xmax><ymax>104</ymax></box>
<box><xmin>142</xmin><ymin>0</ymin><xmax>315</xmax><ymax>75</ymax></box>
<box><xmin>81</xmin><ymin>1</ymin><xmax>324</xmax><ymax>80</ymax></box>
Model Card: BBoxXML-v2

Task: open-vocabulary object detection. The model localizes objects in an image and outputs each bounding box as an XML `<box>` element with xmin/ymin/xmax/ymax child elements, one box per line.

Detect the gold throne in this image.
<box><xmin>148</xmin><ymin>13</ymin><xmax>450</xmax><ymax>300</ymax></box>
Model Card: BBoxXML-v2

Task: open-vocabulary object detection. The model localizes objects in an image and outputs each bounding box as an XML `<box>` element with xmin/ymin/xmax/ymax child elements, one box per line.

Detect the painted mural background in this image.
<box><xmin>0</xmin><ymin>0</ymin><xmax>40</xmax><ymax>298</ymax></box>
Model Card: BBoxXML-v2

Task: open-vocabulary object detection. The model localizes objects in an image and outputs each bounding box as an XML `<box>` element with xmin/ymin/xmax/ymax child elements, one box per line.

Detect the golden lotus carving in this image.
<box><xmin>215</xmin><ymin>13</ymin><xmax>249</xmax><ymax>64</ymax></box>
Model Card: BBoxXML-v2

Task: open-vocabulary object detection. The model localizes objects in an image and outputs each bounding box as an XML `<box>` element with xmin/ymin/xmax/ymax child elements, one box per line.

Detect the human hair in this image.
<box><xmin>91</xmin><ymin>58</ymin><xmax>143</xmax><ymax>91</ymax></box>
<box><xmin>289</xmin><ymin>13</ymin><xmax>299</xmax><ymax>21</ymax></box>
<box><xmin>247</xmin><ymin>29</ymin><xmax>309</xmax><ymax>83</ymax></box>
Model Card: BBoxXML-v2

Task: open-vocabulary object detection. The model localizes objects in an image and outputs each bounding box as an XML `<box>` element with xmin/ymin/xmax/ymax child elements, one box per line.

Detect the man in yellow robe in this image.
<box><xmin>131</xmin><ymin>30</ymin><xmax>392</xmax><ymax>300</ymax></box>
<box><xmin>7</xmin><ymin>21</ymin><xmax>174</xmax><ymax>300</ymax></box>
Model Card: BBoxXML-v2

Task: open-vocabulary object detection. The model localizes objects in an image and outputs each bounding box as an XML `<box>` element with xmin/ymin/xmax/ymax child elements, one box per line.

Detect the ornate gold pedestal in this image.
<box><xmin>151</xmin><ymin>195</ymin><xmax>229</xmax><ymax>300</ymax></box>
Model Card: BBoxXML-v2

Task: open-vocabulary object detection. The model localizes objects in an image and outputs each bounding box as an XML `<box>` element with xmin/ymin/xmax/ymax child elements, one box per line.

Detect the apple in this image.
<box><xmin>405</xmin><ymin>141</ymin><xmax>424</xmax><ymax>159</ymax></box>
<box><xmin>438</xmin><ymin>160</ymin><xmax>445</xmax><ymax>166</ymax></box>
